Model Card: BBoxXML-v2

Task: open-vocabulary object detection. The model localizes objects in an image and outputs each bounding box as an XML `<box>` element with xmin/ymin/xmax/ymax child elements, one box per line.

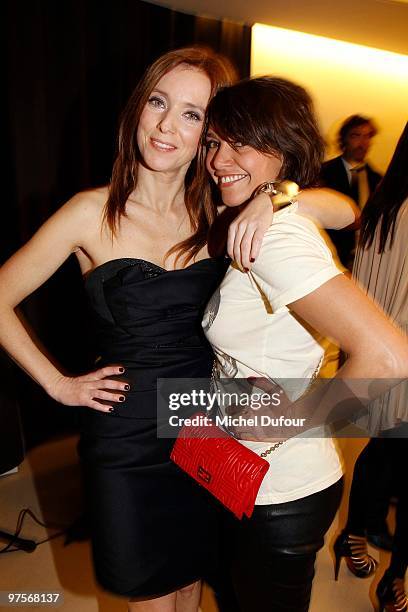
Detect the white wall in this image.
<box><xmin>251</xmin><ymin>24</ymin><xmax>408</xmax><ymax>173</ymax></box>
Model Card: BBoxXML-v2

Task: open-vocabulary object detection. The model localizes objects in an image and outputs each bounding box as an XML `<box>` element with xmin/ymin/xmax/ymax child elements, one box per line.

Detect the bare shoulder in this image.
<box><xmin>0</xmin><ymin>186</ymin><xmax>110</xmax><ymax>304</ymax></box>
<box><xmin>12</xmin><ymin>185</ymin><xmax>110</xmax><ymax>260</ymax></box>
<box><xmin>47</xmin><ymin>186</ymin><xmax>109</xmax><ymax>253</ymax></box>
<box><xmin>61</xmin><ymin>186</ymin><xmax>108</xmax><ymax>227</ymax></box>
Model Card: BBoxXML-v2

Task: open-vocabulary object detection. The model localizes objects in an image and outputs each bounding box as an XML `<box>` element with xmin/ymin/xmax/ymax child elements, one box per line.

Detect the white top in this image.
<box><xmin>203</xmin><ymin>204</ymin><xmax>343</xmax><ymax>504</ymax></box>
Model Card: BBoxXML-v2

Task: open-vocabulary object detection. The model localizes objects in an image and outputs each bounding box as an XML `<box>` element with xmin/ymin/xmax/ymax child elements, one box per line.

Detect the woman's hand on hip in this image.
<box><xmin>49</xmin><ymin>365</ymin><xmax>129</xmax><ymax>412</ymax></box>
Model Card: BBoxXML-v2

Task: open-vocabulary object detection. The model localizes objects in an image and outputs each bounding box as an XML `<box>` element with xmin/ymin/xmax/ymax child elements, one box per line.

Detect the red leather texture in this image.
<box><xmin>171</xmin><ymin>414</ymin><xmax>270</xmax><ymax>519</ymax></box>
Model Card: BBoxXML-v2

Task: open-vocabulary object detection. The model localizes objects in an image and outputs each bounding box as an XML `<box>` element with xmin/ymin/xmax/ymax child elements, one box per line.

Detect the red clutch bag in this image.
<box><xmin>170</xmin><ymin>413</ymin><xmax>270</xmax><ymax>520</ymax></box>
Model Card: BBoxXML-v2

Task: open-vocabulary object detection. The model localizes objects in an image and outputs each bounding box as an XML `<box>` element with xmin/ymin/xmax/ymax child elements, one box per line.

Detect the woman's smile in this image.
<box><xmin>216</xmin><ymin>173</ymin><xmax>248</xmax><ymax>186</ymax></box>
<box><xmin>150</xmin><ymin>137</ymin><xmax>178</xmax><ymax>152</ymax></box>
<box><xmin>137</xmin><ymin>64</ymin><xmax>211</xmax><ymax>174</ymax></box>
<box><xmin>206</xmin><ymin>131</ymin><xmax>282</xmax><ymax>206</ymax></box>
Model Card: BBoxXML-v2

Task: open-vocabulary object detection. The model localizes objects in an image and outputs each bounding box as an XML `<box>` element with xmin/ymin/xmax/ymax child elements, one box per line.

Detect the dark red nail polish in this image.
<box><xmin>119</xmin><ymin>396</ymin><xmax>125</xmax><ymax>402</ymax></box>
<box><xmin>119</xmin><ymin>367</ymin><xmax>125</xmax><ymax>373</ymax></box>
<box><xmin>244</xmin><ymin>267</ymin><xmax>249</xmax><ymax>272</ymax></box>
<box><xmin>124</xmin><ymin>384</ymin><xmax>130</xmax><ymax>391</ymax></box>
<box><xmin>250</xmin><ymin>257</ymin><xmax>255</xmax><ymax>263</ymax></box>
<box><xmin>109</xmin><ymin>407</ymin><xmax>115</xmax><ymax>413</ymax></box>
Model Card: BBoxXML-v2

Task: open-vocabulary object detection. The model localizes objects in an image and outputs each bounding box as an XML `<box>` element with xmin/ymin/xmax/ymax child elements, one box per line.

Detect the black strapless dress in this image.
<box><xmin>78</xmin><ymin>257</ymin><xmax>228</xmax><ymax>599</ymax></box>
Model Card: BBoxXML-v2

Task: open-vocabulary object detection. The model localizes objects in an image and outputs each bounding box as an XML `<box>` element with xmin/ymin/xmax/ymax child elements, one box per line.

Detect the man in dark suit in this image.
<box><xmin>321</xmin><ymin>115</ymin><xmax>382</xmax><ymax>269</ymax></box>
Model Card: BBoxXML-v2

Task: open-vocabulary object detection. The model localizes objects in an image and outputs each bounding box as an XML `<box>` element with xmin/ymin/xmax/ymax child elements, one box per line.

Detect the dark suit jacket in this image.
<box><xmin>320</xmin><ymin>156</ymin><xmax>382</xmax><ymax>269</ymax></box>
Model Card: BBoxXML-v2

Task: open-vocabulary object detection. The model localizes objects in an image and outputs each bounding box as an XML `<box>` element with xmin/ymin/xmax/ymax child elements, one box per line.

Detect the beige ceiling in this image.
<box><xmin>148</xmin><ymin>0</ymin><xmax>408</xmax><ymax>55</ymax></box>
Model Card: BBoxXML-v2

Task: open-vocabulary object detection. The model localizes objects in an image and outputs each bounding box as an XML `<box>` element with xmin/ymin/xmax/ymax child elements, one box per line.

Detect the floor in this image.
<box><xmin>0</xmin><ymin>434</ymin><xmax>401</xmax><ymax>612</ymax></box>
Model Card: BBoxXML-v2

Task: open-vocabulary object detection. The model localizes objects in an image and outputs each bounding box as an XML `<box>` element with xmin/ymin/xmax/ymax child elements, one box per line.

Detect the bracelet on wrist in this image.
<box><xmin>253</xmin><ymin>180</ymin><xmax>300</xmax><ymax>212</ymax></box>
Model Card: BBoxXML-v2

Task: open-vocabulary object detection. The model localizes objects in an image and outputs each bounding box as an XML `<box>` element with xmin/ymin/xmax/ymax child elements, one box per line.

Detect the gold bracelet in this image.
<box><xmin>254</xmin><ymin>180</ymin><xmax>300</xmax><ymax>212</ymax></box>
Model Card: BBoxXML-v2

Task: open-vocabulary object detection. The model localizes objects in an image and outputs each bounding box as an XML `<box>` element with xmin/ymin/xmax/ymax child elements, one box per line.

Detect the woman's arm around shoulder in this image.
<box><xmin>224</xmin><ymin>188</ymin><xmax>359</xmax><ymax>271</ymax></box>
<box><xmin>296</xmin><ymin>188</ymin><xmax>360</xmax><ymax>230</ymax></box>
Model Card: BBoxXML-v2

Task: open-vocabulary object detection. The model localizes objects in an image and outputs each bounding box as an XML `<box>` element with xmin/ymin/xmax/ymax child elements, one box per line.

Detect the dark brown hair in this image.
<box><xmin>338</xmin><ymin>114</ymin><xmax>377</xmax><ymax>150</ymax></box>
<box><xmin>359</xmin><ymin>122</ymin><xmax>408</xmax><ymax>253</ymax></box>
<box><xmin>104</xmin><ymin>46</ymin><xmax>236</xmax><ymax>264</ymax></box>
<box><xmin>206</xmin><ymin>76</ymin><xmax>324</xmax><ymax>188</ymax></box>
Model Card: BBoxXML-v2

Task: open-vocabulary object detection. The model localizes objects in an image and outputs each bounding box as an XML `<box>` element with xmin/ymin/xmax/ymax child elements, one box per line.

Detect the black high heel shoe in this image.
<box><xmin>333</xmin><ymin>531</ymin><xmax>378</xmax><ymax>580</ymax></box>
<box><xmin>376</xmin><ymin>571</ymin><xmax>408</xmax><ymax>612</ymax></box>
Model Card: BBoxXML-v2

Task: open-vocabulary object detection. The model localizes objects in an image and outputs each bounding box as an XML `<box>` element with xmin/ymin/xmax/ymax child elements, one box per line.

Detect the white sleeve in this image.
<box><xmin>250</xmin><ymin>213</ymin><xmax>343</xmax><ymax>312</ymax></box>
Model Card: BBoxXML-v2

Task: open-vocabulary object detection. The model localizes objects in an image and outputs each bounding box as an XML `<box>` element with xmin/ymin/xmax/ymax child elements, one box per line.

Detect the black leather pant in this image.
<box><xmin>218</xmin><ymin>478</ymin><xmax>343</xmax><ymax>612</ymax></box>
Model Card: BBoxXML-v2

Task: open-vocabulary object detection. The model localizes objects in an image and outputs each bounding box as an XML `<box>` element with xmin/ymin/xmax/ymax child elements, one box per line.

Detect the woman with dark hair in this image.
<box><xmin>202</xmin><ymin>77</ymin><xmax>408</xmax><ymax>612</ymax></box>
<box><xmin>335</xmin><ymin>123</ymin><xmax>408</xmax><ymax>612</ymax></box>
<box><xmin>0</xmin><ymin>46</ymin><xmax>358</xmax><ymax>610</ymax></box>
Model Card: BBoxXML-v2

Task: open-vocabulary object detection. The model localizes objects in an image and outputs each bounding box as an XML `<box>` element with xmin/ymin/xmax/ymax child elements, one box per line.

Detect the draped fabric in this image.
<box><xmin>353</xmin><ymin>199</ymin><xmax>408</xmax><ymax>434</ymax></box>
<box><xmin>1</xmin><ymin>0</ymin><xmax>251</xmax><ymax>446</ymax></box>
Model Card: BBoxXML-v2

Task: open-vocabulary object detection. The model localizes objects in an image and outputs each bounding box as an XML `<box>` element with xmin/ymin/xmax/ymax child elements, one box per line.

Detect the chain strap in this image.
<box><xmin>211</xmin><ymin>361</ymin><xmax>286</xmax><ymax>458</ymax></box>
<box><xmin>258</xmin><ymin>360</ymin><xmax>323</xmax><ymax>457</ymax></box>
<box><xmin>260</xmin><ymin>440</ymin><xmax>285</xmax><ymax>457</ymax></box>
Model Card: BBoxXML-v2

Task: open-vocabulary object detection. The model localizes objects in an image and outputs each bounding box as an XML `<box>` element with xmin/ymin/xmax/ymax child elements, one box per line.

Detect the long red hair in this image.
<box><xmin>104</xmin><ymin>46</ymin><xmax>236</xmax><ymax>264</ymax></box>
